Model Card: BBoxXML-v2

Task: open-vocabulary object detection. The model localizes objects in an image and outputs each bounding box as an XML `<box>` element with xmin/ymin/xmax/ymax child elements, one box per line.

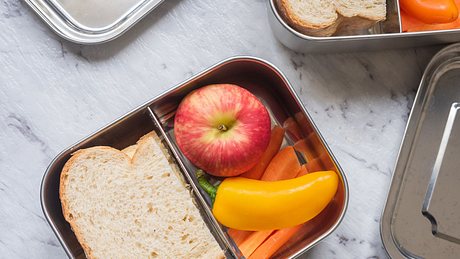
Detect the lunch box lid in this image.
<box><xmin>24</xmin><ymin>0</ymin><xmax>164</xmax><ymax>44</ymax></box>
<box><xmin>381</xmin><ymin>43</ymin><xmax>460</xmax><ymax>258</ymax></box>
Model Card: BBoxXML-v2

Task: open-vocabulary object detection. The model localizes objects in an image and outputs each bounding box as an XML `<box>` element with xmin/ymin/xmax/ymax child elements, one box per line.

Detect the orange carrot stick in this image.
<box><xmin>248</xmin><ymin>225</ymin><xmax>302</xmax><ymax>259</ymax></box>
<box><xmin>238</xmin><ymin>230</ymin><xmax>274</xmax><ymax>258</ymax></box>
<box><xmin>247</xmin><ymin>161</ymin><xmax>320</xmax><ymax>259</ymax></box>
<box><xmin>293</xmin><ymin>138</ymin><xmax>317</xmax><ymax>162</ymax></box>
<box><xmin>244</xmin><ymin>149</ymin><xmax>317</xmax><ymax>258</ymax></box>
<box><xmin>283</xmin><ymin>117</ymin><xmax>303</xmax><ymax>141</ymax></box>
<box><xmin>261</xmin><ymin>146</ymin><xmax>301</xmax><ymax>181</ymax></box>
<box><xmin>294</xmin><ymin>132</ymin><xmax>326</xmax><ymax>162</ymax></box>
<box><xmin>319</xmin><ymin>153</ymin><xmax>336</xmax><ymax>171</ymax></box>
<box><xmin>228</xmin><ymin>229</ymin><xmax>253</xmax><ymax>246</ymax></box>
<box><xmin>306</xmin><ymin>157</ymin><xmax>325</xmax><ymax>173</ymax></box>
<box><xmin>308</xmin><ymin>133</ymin><xmax>326</xmax><ymax>155</ymax></box>
<box><xmin>230</xmin><ymin>127</ymin><xmax>284</xmax><ymax>244</ymax></box>
<box><xmin>230</xmin><ymin>127</ymin><xmax>285</xmax><ymax>246</ymax></box>
<box><xmin>236</xmin><ymin>146</ymin><xmax>301</xmax><ymax>256</ymax></box>
<box><xmin>296</xmin><ymin>164</ymin><xmax>309</xmax><ymax>177</ymax></box>
<box><xmin>294</xmin><ymin>112</ymin><xmax>314</xmax><ymax>135</ymax></box>
<box><xmin>237</xmin><ymin>146</ymin><xmax>311</xmax><ymax>256</ymax></box>
<box><xmin>241</xmin><ymin>126</ymin><xmax>285</xmax><ymax>179</ymax></box>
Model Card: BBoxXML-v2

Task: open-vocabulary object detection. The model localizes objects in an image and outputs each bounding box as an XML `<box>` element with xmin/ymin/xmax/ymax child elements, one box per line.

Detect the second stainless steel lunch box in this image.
<box><xmin>41</xmin><ymin>56</ymin><xmax>348</xmax><ymax>258</ymax></box>
<box><xmin>381</xmin><ymin>44</ymin><xmax>460</xmax><ymax>258</ymax></box>
<box><xmin>268</xmin><ymin>0</ymin><xmax>460</xmax><ymax>53</ymax></box>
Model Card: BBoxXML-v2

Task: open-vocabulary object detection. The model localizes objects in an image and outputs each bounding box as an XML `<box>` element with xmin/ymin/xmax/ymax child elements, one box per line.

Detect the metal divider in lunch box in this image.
<box><xmin>268</xmin><ymin>0</ymin><xmax>460</xmax><ymax>53</ymax></box>
<box><xmin>380</xmin><ymin>44</ymin><xmax>460</xmax><ymax>258</ymax></box>
<box><xmin>24</xmin><ymin>0</ymin><xmax>165</xmax><ymax>44</ymax></box>
<box><xmin>41</xmin><ymin>56</ymin><xmax>348</xmax><ymax>258</ymax></box>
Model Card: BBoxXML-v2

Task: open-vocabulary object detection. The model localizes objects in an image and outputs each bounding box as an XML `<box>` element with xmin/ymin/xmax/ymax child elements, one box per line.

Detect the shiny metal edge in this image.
<box><xmin>395</xmin><ymin>0</ymin><xmax>403</xmax><ymax>32</ymax></box>
<box><xmin>40</xmin><ymin>56</ymin><xmax>349</xmax><ymax>258</ymax></box>
<box><xmin>268</xmin><ymin>0</ymin><xmax>460</xmax><ymax>52</ymax></box>
<box><xmin>39</xmin><ymin>57</ymin><xmax>233</xmax><ymax>258</ymax></box>
<box><xmin>422</xmin><ymin>103</ymin><xmax>460</xmax><ymax>244</ymax></box>
<box><xmin>40</xmin><ymin>101</ymin><xmax>156</xmax><ymax>258</ymax></box>
<box><xmin>380</xmin><ymin>43</ymin><xmax>460</xmax><ymax>259</ymax></box>
<box><xmin>147</xmin><ymin>56</ymin><xmax>349</xmax><ymax>257</ymax></box>
<box><xmin>23</xmin><ymin>0</ymin><xmax>165</xmax><ymax>44</ymax></box>
<box><xmin>249</xmin><ymin>58</ymin><xmax>350</xmax><ymax>258</ymax></box>
<box><xmin>269</xmin><ymin>0</ymin><xmax>460</xmax><ymax>41</ymax></box>
<box><xmin>422</xmin><ymin>103</ymin><xmax>460</xmax><ymax>213</ymax></box>
<box><xmin>41</xmin><ymin>152</ymin><xmax>72</xmax><ymax>257</ymax></box>
<box><xmin>227</xmin><ymin>57</ymin><xmax>349</xmax><ymax>258</ymax></box>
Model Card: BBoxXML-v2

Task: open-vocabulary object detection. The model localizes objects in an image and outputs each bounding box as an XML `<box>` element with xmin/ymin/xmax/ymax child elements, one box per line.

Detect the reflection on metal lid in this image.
<box><xmin>52</xmin><ymin>0</ymin><xmax>147</xmax><ymax>29</ymax></box>
<box><xmin>381</xmin><ymin>44</ymin><xmax>460</xmax><ymax>259</ymax></box>
<box><xmin>423</xmin><ymin>102</ymin><xmax>460</xmax><ymax>244</ymax></box>
<box><xmin>24</xmin><ymin>0</ymin><xmax>165</xmax><ymax>44</ymax></box>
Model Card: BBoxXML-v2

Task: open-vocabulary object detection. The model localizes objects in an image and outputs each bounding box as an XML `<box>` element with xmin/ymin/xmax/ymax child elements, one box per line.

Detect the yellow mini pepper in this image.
<box><xmin>197</xmin><ymin>170</ymin><xmax>338</xmax><ymax>231</ymax></box>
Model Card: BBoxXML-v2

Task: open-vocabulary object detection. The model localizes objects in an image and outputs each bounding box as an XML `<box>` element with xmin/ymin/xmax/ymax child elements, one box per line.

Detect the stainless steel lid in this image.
<box><xmin>381</xmin><ymin>44</ymin><xmax>460</xmax><ymax>258</ymax></box>
<box><xmin>24</xmin><ymin>0</ymin><xmax>164</xmax><ymax>44</ymax></box>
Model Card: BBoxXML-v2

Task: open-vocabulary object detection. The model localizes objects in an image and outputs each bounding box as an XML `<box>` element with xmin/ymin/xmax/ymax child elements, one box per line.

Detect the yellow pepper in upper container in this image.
<box><xmin>400</xmin><ymin>0</ymin><xmax>460</xmax><ymax>32</ymax></box>
<box><xmin>400</xmin><ymin>0</ymin><xmax>459</xmax><ymax>24</ymax></box>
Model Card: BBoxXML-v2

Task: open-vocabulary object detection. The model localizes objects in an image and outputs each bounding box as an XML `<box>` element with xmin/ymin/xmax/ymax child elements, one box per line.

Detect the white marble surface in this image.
<box><xmin>0</xmin><ymin>0</ymin><xmax>443</xmax><ymax>258</ymax></box>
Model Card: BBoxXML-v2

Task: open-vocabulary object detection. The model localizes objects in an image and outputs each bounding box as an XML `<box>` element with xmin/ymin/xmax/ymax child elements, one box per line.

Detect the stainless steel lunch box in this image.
<box><xmin>268</xmin><ymin>0</ymin><xmax>460</xmax><ymax>53</ymax></box>
<box><xmin>41</xmin><ymin>56</ymin><xmax>349</xmax><ymax>258</ymax></box>
<box><xmin>381</xmin><ymin>44</ymin><xmax>460</xmax><ymax>258</ymax></box>
<box><xmin>24</xmin><ymin>0</ymin><xmax>165</xmax><ymax>44</ymax></box>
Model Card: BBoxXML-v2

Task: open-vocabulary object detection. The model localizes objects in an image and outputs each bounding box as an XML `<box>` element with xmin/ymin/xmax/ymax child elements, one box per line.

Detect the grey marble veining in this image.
<box><xmin>0</xmin><ymin>0</ymin><xmax>442</xmax><ymax>258</ymax></box>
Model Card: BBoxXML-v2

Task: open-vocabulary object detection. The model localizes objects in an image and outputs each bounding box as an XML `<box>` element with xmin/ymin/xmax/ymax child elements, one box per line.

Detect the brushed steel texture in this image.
<box><xmin>381</xmin><ymin>44</ymin><xmax>460</xmax><ymax>259</ymax></box>
<box><xmin>41</xmin><ymin>56</ymin><xmax>349</xmax><ymax>258</ymax></box>
<box><xmin>268</xmin><ymin>0</ymin><xmax>460</xmax><ymax>53</ymax></box>
<box><xmin>24</xmin><ymin>0</ymin><xmax>164</xmax><ymax>44</ymax></box>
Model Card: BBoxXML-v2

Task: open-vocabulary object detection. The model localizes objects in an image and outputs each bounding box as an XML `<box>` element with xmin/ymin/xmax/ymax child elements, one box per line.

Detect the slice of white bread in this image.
<box><xmin>121</xmin><ymin>144</ymin><xmax>137</xmax><ymax>159</ymax></box>
<box><xmin>276</xmin><ymin>0</ymin><xmax>386</xmax><ymax>36</ymax></box>
<box><xmin>60</xmin><ymin>132</ymin><xmax>224</xmax><ymax>259</ymax></box>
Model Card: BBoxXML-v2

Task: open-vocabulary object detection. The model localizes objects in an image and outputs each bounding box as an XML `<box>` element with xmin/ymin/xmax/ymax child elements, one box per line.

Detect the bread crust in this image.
<box><xmin>60</xmin><ymin>146</ymin><xmax>130</xmax><ymax>259</ymax></box>
<box><xmin>276</xmin><ymin>0</ymin><xmax>340</xmax><ymax>36</ymax></box>
<box><xmin>121</xmin><ymin>144</ymin><xmax>137</xmax><ymax>158</ymax></box>
<box><xmin>276</xmin><ymin>0</ymin><xmax>386</xmax><ymax>37</ymax></box>
<box><xmin>59</xmin><ymin>132</ymin><xmax>223</xmax><ymax>259</ymax></box>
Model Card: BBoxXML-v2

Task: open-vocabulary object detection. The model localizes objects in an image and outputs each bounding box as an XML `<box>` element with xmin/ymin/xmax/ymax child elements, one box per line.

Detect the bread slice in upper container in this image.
<box><xmin>276</xmin><ymin>0</ymin><xmax>387</xmax><ymax>36</ymax></box>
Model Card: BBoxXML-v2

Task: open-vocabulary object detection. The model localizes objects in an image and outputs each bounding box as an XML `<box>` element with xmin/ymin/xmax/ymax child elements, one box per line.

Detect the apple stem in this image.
<box><xmin>217</xmin><ymin>124</ymin><xmax>228</xmax><ymax>132</ymax></box>
<box><xmin>196</xmin><ymin>169</ymin><xmax>217</xmax><ymax>204</ymax></box>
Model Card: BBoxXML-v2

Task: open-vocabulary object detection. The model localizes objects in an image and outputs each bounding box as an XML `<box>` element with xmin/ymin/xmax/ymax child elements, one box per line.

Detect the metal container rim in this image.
<box><xmin>268</xmin><ymin>0</ymin><xmax>460</xmax><ymax>42</ymax></box>
<box><xmin>40</xmin><ymin>55</ymin><xmax>349</xmax><ymax>258</ymax></box>
<box><xmin>23</xmin><ymin>0</ymin><xmax>165</xmax><ymax>44</ymax></box>
<box><xmin>379</xmin><ymin>43</ymin><xmax>460</xmax><ymax>258</ymax></box>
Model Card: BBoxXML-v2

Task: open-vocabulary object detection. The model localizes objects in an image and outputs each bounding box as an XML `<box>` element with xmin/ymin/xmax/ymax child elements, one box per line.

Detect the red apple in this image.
<box><xmin>174</xmin><ymin>84</ymin><xmax>271</xmax><ymax>177</ymax></box>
